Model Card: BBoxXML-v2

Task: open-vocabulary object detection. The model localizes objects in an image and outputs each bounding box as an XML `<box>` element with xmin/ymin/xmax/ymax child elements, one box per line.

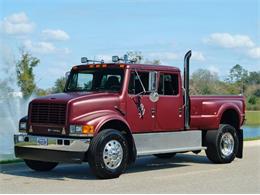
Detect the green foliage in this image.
<box><xmin>246</xmin><ymin>111</ymin><xmax>260</xmax><ymax>125</ymax></box>
<box><xmin>51</xmin><ymin>76</ymin><xmax>67</xmax><ymax>93</ymax></box>
<box><xmin>246</xmin><ymin>71</ymin><xmax>260</xmax><ymax>85</ymax></box>
<box><xmin>126</xmin><ymin>51</ymin><xmax>143</xmax><ymax>63</ymax></box>
<box><xmin>254</xmin><ymin>89</ymin><xmax>260</xmax><ymax>97</ymax></box>
<box><xmin>228</xmin><ymin>64</ymin><xmax>248</xmax><ymax>93</ymax></box>
<box><xmin>248</xmin><ymin>96</ymin><xmax>257</xmax><ymax>104</ymax></box>
<box><xmin>144</xmin><ymin>59</ymin><xmax>161</xmax><ymax>65</ymax></box>
<box><xmin>16</xmin><ymin>50</ymin><xmax>40</xmax><ymax>99</ymax></box>
<box><xmin>190</xmin><ymin>69</ymin><xmax>220</xmax><ymax>95</ymax></box>
<box><xmin>35</xmin><ymin>88</ymin><xmax>48</xmax><ymax>96</ymax></box>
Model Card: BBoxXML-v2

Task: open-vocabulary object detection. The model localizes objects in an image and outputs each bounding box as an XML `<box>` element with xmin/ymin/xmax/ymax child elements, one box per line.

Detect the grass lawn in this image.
<box><xmin>246</xmin><ymin>111</ymin><xmax>260</xmax><ymax>126</ymax></box>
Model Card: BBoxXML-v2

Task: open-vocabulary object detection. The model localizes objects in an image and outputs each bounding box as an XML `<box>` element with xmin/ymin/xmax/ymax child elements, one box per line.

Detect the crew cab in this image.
<box><xmin>14</xmin><ymin>51</ymin><xmax>245</xmax><ymax>179</ymax></box>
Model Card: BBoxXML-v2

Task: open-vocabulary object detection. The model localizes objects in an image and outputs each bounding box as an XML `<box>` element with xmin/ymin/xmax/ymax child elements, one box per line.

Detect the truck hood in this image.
<box><xmin>29</xmin><ymin>92</ymin><xmax>119</xmax><ymax>129</ymax></box>
<box><xmin>31</xmin><ymin>92</ymin><xmax>120</xmax><ymax>104</ymax></box>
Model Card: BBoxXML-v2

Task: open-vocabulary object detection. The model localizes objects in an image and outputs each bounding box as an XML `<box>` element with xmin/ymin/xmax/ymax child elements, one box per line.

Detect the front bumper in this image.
<box><xmin>14</xmin><ymin>133</ymin><xmax>91</xmax><ymax>163</ymax></box>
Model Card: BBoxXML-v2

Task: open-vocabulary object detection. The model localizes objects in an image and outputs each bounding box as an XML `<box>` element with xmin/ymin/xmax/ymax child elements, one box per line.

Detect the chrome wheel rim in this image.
<box><xmin>103</xmin><ymin>140</ymin><xmax>123</xmax><ymax>170</ymax></box>
<box><xmin>220</xmin><ymin>132</ymin><xmax>234</xmax><ymax>157</ymax></box>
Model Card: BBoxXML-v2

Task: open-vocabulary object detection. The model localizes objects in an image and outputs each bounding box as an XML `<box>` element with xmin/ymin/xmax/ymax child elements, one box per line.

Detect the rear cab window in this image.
<box><xmin>158</xmin><ymin>73</ymin><xmax>179</xmax><ymax>96</ymax></box>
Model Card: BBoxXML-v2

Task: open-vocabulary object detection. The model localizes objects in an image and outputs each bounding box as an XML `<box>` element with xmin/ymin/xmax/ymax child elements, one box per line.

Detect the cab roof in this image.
<box><xmin>74</xmin><ymin>63</ymin><xmax>180</xmax><ymax>72</ymax></box>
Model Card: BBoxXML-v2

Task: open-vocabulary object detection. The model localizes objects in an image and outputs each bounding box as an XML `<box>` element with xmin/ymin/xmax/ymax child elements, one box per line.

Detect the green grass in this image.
<box><xmin>0</xmin><ymin>159</ymin><xmax>23</xmax><ymax>164</ymax></box>
<box><xmin>244</xmin><ymin>136</ymin><xmax>260</xmax><ymax>141</ymax></box>
<box><xmin>246</xmin><ymin>111</ymin><xmax>260</xmax><ymax>126</ymax></box>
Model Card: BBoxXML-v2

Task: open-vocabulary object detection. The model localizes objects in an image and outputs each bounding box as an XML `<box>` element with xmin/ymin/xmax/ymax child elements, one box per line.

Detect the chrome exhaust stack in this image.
<box><xmin>184</xmin><ymin>50</ymin><xmax>192</xmax><ymax>129</ymax></box>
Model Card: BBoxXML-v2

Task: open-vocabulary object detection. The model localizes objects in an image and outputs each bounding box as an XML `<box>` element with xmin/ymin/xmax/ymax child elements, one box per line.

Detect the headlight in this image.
<box><xmin>19</xmin><ymin>122</ymin><xmax>27</xmax><ymax>132</ymax></box>
<box><xmin>69</xmin><ymin>125</ymin><xmax>94</xmax><ymax>136</ymax></box>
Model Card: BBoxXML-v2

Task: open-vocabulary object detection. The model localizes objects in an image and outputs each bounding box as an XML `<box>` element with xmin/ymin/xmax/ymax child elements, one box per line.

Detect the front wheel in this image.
<box><xmin>205</xmin><ymin>124</ymin><xmax>239</xmax><ymax>163</ymax></box>
<box><xmin>88</xmin><ymin>129</ymin><xmax>129</xmax><ymax>179</ymax></box>
<box><xmin>24</xmin><ymin>159</ymin><xmax>58</xmax><ymax>171</ymax></box>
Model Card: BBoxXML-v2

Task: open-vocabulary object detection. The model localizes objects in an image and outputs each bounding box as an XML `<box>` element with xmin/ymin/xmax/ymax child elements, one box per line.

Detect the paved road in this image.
<box><xmin>1</xmin><ymin>141</ymin><xmax>260</xmax><ymax>193</ymax></box>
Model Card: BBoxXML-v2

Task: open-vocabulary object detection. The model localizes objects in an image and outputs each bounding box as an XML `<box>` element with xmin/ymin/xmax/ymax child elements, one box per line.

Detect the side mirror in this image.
<box><xmin>65</xmin><ymin>71</ymin><xmax>70</xmax><ymax>80</ymax></box>
<box><xmin>149</xmin><ymin>91</ymin><xmax>159</xmax><ymax>102</ymax></box>
<box><xmin>148</xmin><ymin>71</ymin><xmax>157</xmax><ymax>92</ymax></box>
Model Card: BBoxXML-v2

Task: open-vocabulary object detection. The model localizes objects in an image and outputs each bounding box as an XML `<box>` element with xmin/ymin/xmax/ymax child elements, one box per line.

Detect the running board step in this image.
<box><xmin>133</xmin><ymin>130</ymin><xmax>205</xmax><ymax>156</ymax></box>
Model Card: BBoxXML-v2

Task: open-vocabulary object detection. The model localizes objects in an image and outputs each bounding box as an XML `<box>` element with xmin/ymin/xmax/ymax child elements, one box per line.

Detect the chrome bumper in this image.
<box><xmin>14</xmin><ymin>133</ymin><xmax>91</xmax><ymax>163</ymax></box>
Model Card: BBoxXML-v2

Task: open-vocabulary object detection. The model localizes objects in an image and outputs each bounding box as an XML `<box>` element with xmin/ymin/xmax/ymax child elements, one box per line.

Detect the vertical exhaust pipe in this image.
<box><xmin>184</xmin><ymin>50</ymin><xmax>192</xmax><ymax>129</ymax></box>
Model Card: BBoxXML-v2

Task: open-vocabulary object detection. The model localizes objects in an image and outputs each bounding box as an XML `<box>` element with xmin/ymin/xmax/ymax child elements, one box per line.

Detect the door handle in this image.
<box><xmin>178</xmin><ymin>107</ymin><xmax>182</xmax><ymax>114</ymax></box>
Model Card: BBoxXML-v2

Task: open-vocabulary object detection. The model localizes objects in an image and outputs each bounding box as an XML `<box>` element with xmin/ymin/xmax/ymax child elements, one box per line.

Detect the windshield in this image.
<box><xmin>65</xmin><ymin>68</ymin><xmax>125</xmax><ymax>92</ymax></box>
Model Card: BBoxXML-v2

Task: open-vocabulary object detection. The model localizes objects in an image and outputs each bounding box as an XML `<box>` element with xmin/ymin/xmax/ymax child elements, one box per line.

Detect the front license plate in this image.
<box><xmin>37</xmin><ymin>137</ymin><xmax>48</xmax><ymax>146</ymax></box>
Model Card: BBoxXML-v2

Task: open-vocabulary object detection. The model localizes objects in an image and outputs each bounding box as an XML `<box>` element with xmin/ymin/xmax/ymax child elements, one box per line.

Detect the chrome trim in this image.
<box><xmin>103</xmin><ymin>140</ymin><xmax>123</xmax><ymax>170</ymax></box>
<box><xmin>14</xmin><ymin>133</ymin><xmax>90</xmax><ymax>152</ymax></box>
<box><xmin>220</xmin><ymin>132</ymin><xmax>234</xmax><ymax>157</ymax></box>
<box><xmin>133</xmin><ymin>130</ymin><xmax>205</xmax><ymax>156</ymax></box>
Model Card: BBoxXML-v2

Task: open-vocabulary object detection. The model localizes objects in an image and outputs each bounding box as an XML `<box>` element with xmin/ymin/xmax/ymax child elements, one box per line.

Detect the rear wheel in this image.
<box><xmin>153</xmin><ymin>153</ymin><xmax>176</xmax><ymax>159</ymax></box>
<box><xmin>24</xmin><ymin>159</ymin><xmax>58</xmax><ymax>171</ymax></box>
<box><xmin>88</xmin><ymin>129</ymin><xmax>129</xmax><ymax>179</ymax></box>
<box><xmin>205</xmin><ymin>124</ymin><xmax>238</xmax><ymax>163</ymax></box>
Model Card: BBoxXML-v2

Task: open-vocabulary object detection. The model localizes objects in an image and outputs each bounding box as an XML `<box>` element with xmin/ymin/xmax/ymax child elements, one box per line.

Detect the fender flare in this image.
<box><xmin>73</xmin><ymin>110</ymin><xmax>137</xmax><ymax>163</ymax></box>
<box><xmin>217</xmin><ymin>103</ymin><xmax>241</xmax><ymax>126</ymax></box>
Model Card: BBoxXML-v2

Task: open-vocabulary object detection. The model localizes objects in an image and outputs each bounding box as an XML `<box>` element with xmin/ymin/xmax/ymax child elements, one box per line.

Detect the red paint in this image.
<box><xmin>27</xmin><ymin>63</ymin><xmax>245</xmax><ymax>136</ymax></box>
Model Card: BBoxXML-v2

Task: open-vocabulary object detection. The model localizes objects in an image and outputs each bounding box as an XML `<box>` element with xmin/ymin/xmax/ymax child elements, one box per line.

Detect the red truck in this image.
<box><xmin>14</xmin><ymin>51</ymin><xmax>245</xmax><ymax>179</ymax></box>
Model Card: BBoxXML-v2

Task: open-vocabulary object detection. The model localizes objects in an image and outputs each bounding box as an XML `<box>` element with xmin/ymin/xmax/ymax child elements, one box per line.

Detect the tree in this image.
<box><xmin>246</xmin><ymin>71</ymin><xmax>260</xmax><ymax>85</ymax></box>
<box><xmin>126</xmin><ymin>51</ymin><xmax>143</xmax><ymax>63</ymax></box>
<box><xmin>144</xmin><ymin>59</ymin><xmax>161</xmax><ymax>65</ymax></box>
<box><xmin>16</xmin><ymin>50</ymin><xmax>40</xmax><ymax>99</ymax></box>
<box><xmin>228</xmin><ymin>64</ymin><xmax>248</xmax><ymax>94</ymax></box>
<box><xmin>51</xmin><ymin>76</ymin><xmax>66</xmax><ymax>93</ymax></box>
<box><xmin>190</xmin><ymin>69</ymin><xmax>220</xmax><ymax>95</ymax></box>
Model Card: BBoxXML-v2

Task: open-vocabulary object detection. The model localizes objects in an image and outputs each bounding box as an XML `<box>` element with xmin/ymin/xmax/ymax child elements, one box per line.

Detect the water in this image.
<box><xmin>243</xmin><ymin>125</ymin><xmax>260</xmax><ymax>139</ymax></box>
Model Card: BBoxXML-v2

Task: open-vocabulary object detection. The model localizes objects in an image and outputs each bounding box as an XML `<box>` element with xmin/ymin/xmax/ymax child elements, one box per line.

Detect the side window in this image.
<box><xmin>158</xmin><ymin>73</ymin><xmax>179</xmax><ymax>95</ymax></box>
<box><xmin>128</xmin><ymin>71</ymin><xmax>150</xmax><ymax>94</ymax></box>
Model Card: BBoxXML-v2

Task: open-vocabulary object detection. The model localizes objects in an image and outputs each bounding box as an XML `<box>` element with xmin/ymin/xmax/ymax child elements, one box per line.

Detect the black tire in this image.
<box><xmin>88</xmin><ymin>129</ymin><xmax>129</xmax><ymax>179</ymax></box>
<box><xmin>24</xmin><ymin>159</ymin><xmax>58</xmax><ymax>171</ymax></box>
<box><xmin>153</xmin><ymin>153</ymin><xmax>176</xmax><ymax>159</ymax></box>
<box><xmin>205</xmin><ymin>124</ymin><xmax>239</xmax><ymax>163</ymax></box>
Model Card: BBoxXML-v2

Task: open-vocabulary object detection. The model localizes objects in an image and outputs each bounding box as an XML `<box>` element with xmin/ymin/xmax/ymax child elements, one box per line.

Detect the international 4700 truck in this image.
<box><xmin>14</xmin><ymin>51</ymin><xmax>245</xmax><ymax>179</ymax></box>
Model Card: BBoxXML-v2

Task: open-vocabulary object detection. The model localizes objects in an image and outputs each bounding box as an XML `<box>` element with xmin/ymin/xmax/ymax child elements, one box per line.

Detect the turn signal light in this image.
<box><xmin>82</xmin><ymin>125</ymin><xmax>94</xmax><ymax>134</ymax></box>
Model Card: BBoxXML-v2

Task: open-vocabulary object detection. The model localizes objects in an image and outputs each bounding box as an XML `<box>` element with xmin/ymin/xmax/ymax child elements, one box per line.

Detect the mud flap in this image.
<box><xmin>236</xmin><ymin>129</ymin><xmax>243</xmax><ymax>158</ymax></box>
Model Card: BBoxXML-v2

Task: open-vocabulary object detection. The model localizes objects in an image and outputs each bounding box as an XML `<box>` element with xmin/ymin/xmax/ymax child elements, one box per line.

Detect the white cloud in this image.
<box><xmin>42</xmin><ymin>29</ymin><xmax>70</xmax><ymax>41</ymax></box>
<box><xmin>96</xmin><ymin>55</ymin><xmax>112</xmax><ymax>62</ymax></box>
<box><xmin>0</xmin><ymin>12</ymin><xmax>34</xmax><ymax>35</ymax></box>
<box><xmin>23</xmin><ymin>40</ymin><xmax>70</xmax><ymax>55</ymax></box>
<box><xmin>207</xmin><ymin>65</ymin><xmax>220</xmax><ymax>74</ymax></box>
<box><xmin>248</xmin><ymin>47</ymin><xmax>260</xmax><ymax>59</ymax></box>
<box><xmin>147</xmin><ymin>51</ymin><xmax>205</xmax><ymax>61</ymax></box>
<box><xmin>204</xmin><ymin>33</ymin><xmax>255</xmax><ymax>48</ymax></box>
<box><xmin>147</xmin><ymin>52</ymin><xmax>179</xmax><ymax>60</ymax></box>
<box><xmin>192</xmin><ymin>51</ymin><xmax>205</xmax><ymax>61</ymax></box>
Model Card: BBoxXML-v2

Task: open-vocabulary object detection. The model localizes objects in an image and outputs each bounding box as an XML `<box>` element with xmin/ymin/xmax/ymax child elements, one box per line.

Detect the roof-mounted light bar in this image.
<box><xmin>112</xmin><ymin>54</ymin><xmax>139</xmax><ymax>64</ymax></box>
<box><xmin>81</xmin><ymin>57</ymin><xmax>104</xmax><ymax>64</ymax></box>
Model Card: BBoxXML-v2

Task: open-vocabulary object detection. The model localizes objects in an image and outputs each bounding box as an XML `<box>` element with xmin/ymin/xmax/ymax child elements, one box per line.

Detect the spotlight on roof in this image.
<box><xmin>81</xmin><ymin>57</ymin><xmax>88</xmax><ymax>63</ymax></box>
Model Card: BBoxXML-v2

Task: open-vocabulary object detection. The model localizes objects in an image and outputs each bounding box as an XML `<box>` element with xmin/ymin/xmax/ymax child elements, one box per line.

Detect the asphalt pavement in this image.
<box><xmin>0</xmin><ymin>141</ymin><xmax>260</xmax><ymax>193</ymax></box>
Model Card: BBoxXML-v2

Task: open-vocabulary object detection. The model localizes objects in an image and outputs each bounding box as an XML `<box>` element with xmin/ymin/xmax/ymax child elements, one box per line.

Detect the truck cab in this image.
<box><xmin>14</xmin><ymin>51</ymin><xmax>244</xmax><ymax>179</ymax></box>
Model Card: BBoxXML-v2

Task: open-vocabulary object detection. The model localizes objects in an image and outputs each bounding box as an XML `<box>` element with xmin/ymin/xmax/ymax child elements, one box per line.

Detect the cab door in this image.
<box><xmin>126</xmin><ymin>70</ymin><xmax>156</xmax><ymax>133</ymax></box>
<box><xmin>155</xmin><ymin>72</ymin><xmax>184</xmax><ymax>131</ymax></box>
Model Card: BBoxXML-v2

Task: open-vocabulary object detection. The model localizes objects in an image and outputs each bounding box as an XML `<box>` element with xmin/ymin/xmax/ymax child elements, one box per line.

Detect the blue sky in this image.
<box><xmin>0</xmin><ymin>0</ymin><xmax>259</xmax><ymax>89</ymax></box>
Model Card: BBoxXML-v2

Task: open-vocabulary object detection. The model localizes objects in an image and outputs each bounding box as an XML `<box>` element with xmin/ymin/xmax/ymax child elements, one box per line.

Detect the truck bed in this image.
<box><xmin>190</xmin><ymin>95</ymin><xmax>245</xmax><ymax>130</ymax></box>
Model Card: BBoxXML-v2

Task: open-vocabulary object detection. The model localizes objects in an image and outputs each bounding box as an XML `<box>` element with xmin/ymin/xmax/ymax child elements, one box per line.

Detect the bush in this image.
<box><xmin>254</xmin><ymin>89</ymin><xmax>260</xmax><ymax>97</ymax></box>
<box><xmin>248</xmin><ymin>95</ymin><xmax>257</xmax><ymax>104</ymax></box>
